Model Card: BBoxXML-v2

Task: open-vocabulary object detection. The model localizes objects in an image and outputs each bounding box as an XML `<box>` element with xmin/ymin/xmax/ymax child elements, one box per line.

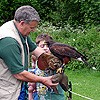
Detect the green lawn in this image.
<box><xmin>65</xmin><ymin>69</ymin><xmax>100</xmax><ymax>100</ymax></box>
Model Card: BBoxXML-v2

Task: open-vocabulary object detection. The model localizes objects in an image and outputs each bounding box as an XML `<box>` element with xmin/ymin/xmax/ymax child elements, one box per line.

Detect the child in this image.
<box><xmin>28</xmin><ymin>33</ymin><xmax>66</xmax><ymax>100</ymax></box>
<box><xmin>28</xmin><ymin>55</ymin><xmax>47</xmax><ymax>100</ymax></box>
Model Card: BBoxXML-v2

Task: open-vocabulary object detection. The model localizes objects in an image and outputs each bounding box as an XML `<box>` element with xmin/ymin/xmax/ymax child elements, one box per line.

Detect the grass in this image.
<box><xmin>65</xmin><ymin>68</ymin><xmax>100</xmax><ymax>100</ymax></box>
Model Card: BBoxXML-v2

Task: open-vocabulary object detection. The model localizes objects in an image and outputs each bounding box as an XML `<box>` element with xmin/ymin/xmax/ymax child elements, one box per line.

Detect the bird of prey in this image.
<box><xmin>42</xmin><ymin>35</ymin><xmax>93</xmax><ymax>73</ymax></box>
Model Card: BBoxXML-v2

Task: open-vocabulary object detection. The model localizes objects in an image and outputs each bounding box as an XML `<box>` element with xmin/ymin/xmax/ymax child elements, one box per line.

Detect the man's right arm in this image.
<box><xmin>13</xmin><ymin>70</ymin><xmax>58</xmax><ymax>87</ymax></box>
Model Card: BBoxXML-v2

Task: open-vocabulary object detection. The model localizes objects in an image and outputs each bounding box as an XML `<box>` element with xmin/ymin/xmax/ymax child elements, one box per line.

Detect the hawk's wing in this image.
<box><xmin>49</xmin><ymin>42</ymin><xmax>87</xmax><ymax>61</ymax></box>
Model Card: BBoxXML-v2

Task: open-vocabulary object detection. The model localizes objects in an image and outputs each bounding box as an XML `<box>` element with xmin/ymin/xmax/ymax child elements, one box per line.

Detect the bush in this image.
<box><xmin>0</xmin><ymin>0</ymin><xmax>99</xmax><ymax>28</ymax></box>
<box><xmin>30</xmin><ymin>23</ymin><xmax>100</xmax><ymax>70</ymax></box>
<box><xmin>0</xmin><ymin>0</ymin><xmax>37</xmax><ymax>25</ymax></box>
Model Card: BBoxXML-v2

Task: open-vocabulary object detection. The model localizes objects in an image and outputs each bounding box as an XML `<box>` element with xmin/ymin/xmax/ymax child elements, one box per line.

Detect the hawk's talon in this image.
<box><xmin>56</xmin><ymin>68</ymin><xmax>63</xmax><ymax>73</ymax></box>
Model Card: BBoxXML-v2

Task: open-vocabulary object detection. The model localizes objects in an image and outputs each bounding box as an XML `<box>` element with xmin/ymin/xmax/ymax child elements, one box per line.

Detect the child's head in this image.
<box><xmin>36</xmin><ymin>33</ymin><xmax>53</xmax><ymax>44</ymax></box>
<box><xmin>36</xmin><ymin>33</ymin><xmax>52</xmax><ymax>53</ymax></box>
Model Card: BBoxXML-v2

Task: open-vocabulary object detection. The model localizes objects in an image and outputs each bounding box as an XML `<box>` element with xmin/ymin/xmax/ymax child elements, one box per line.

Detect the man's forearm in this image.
<box><xmin>13</xmin><ymin>70</ymin><xmax>45</xmax><ymax>83</ymax></box>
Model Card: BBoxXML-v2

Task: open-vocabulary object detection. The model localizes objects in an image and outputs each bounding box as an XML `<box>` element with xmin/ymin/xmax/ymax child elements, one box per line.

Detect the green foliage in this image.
<box><xmin>30</xmin><ymin>22</ymin><xmax>100</xmax><ymax>70</ymax></box>
<box><xmin>36</xmin><ymin>0</ymin><xmax>100</xmax><ymax>28</ymax></box>
<box><xmin>0</xmin><ymin>0</ymin><xmax>99</xmax><ymax>27</ymax></box>
<box><xmin>0</xmin><ymin>0</ymin><xmax>36</xmax><ymax>25</ymax></box>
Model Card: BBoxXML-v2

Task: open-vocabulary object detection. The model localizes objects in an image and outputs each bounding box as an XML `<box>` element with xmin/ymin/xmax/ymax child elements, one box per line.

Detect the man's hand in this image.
<box><xmin>51</xmin><ymin>73</ymin><xmax>69</xmax><ymax>93</ymax></box>
<box><xmin>37</xmin><ymin>53</ymin><xmax>62</xmax><ymax>70</ymax></box>
<box><xmin>51</xmin><ymin>73</ymin><xmax>63</xmax><ymax>83</ymax></box>
<box><xmin>41</xmin><ymin>75</ymin><xmax>59</xmax><ymax>88</ymax></box>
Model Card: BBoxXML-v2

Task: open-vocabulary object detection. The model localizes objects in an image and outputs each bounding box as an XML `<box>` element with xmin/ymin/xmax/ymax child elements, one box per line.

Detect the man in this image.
<box><xmin>0</xmin><ymin>5</ymin><xmax>59</xmax><ymax>100</ymax></box>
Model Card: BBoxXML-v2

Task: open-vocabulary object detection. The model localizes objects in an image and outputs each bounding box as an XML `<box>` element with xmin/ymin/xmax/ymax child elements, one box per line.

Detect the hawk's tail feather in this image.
<box><xmin>77</xmin><ymin>57</ymin><xmax>97</xmax><ymax>70</ymax></box>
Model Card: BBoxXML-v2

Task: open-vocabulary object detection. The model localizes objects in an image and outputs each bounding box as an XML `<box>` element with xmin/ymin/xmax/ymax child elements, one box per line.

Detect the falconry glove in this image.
<box><xmin>37</xmin><ymin>53</ymin><xmax>62</xmax><ymax>71</ymax></box>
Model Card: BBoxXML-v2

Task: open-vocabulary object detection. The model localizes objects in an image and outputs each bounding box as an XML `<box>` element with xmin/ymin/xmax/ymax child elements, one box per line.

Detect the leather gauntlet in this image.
<box><xmin>37</xmin><ymin>53</ymin><xmax>62</xmax><ymax>70</ymax></box>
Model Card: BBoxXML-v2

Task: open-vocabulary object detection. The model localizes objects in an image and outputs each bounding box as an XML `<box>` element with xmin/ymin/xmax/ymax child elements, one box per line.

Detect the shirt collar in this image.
<box><xmin>13</xmin><ymin>21</ymin><xmax>27</xmax><ymax>44</ymax></box>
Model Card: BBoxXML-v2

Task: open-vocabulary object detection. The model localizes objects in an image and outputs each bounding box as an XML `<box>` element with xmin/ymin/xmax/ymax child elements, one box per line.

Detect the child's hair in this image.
<box><xmin>36</xmin><ymin>33</ymin><xmax>53</xmax><ymax>45</ymax></box>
